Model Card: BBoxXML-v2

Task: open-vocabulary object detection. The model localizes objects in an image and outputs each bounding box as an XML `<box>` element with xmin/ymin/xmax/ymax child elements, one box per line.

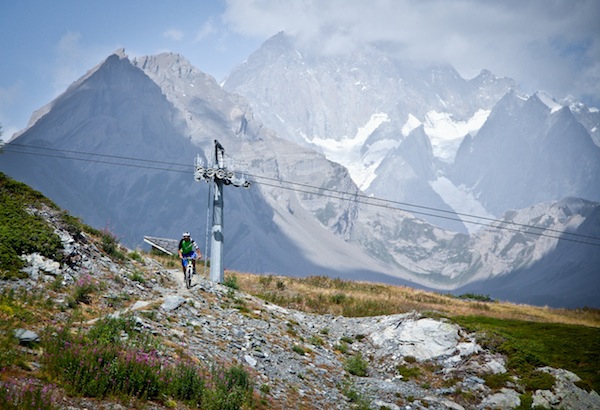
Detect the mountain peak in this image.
<box><xmin>113</xmin><ymin>47</ymin><xmax>128</xmax><ymax>59</ymax></box>
<box><xmin>534</xmin><ymin>91</ymin><xmax>563</xmax><ymax>113</ymax></box>
<box><xmin>262</xmin><ymin>30</ymin><xmax>293</xmax><ymax>49</ymax></box>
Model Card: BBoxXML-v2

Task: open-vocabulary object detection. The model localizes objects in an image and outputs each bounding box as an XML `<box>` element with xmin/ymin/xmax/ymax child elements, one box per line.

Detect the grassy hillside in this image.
<box><xmin>0</xmin><ymin>173</ymin><xmax>258</xmax><ymax>409</ymax></box>
<box><xmin>221</xmin><ymin>271</ymin><xmax>600</xmax><ymax>393</ymax></box>
<box><xmin>0</xmin><ymin>172</ymin><xmax>65</xmax><ymax>276</ymax></box>
<box><xmin>1</xmin><ymin>172</ymin><xmax>599</xmax><ymax>408</ymax></box>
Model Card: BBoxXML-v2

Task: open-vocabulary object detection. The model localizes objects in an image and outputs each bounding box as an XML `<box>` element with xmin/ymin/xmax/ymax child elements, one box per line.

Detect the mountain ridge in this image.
<box><xmin>224</xmin><ymin>32</ymin><xmax>600</xmax><ymax>226</ymax></box>
<box><xmin>1</xmin><ymin>45</ymin><xmax>599</xmax><ymax>308</ymax></box>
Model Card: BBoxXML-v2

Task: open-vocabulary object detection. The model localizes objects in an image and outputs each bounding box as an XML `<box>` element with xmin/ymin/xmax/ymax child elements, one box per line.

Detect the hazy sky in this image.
<box><xmin>1</xmin><ymin>0</ymin><xmax>599</xmax><ymax>140</ymax></box>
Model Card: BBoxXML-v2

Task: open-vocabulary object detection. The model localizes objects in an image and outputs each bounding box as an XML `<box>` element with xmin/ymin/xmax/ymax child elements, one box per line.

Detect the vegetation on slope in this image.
<box><xmin>0</xmin><ymin>173</ymin><xmax>259</xmax><ymax>409</ymax></box>
<box><xmin>0</xmin><ymin>172</ymin><xmax>64</xmax><ymax>277</ymax></box>
<box><xmin>229</xmin><ymin>272</ymin><xmax>600</xmax><ymax>393</ymax></box>
<box><xmin>454</xmin><ymin>316</ymin><xmax>600</xmax><ymax>393</ymax></box>
<box><xmin>1</xmin><ymin>172</ymin><xmax>599</xmax><ymax>408</ymax></box>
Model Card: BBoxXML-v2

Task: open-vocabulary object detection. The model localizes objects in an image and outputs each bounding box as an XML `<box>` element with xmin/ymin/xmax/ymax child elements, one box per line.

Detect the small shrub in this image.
<box><xmin>442</xmin><ymin>377</ymin><xmax>460</xmax><ymax>388</ymax></box>
<box><xmin>130</xmin><ymin>270</ymin><xmax>146</xmax><ymax>283</ymax></box>
<box><xmin>204</xmin><ymin>365</ymin><xmax>253</xmax><ymax>409</ymax></box>
<box><xmin>453</xmin><ymin>389</ymin><xmax>479</xmax><ymax>406</ymax></box>
<box><xmin>396</xmin><ymin>364</ymin><xmax>421</xmax><ymax>380</ymax></box>
<box><xmin>340</xmin><ymin>379</ymin><xmax>371</xmax><ymax>408</ymax></box>
<box><xmin>334</xmin><ymin>342</ymin><xmax>349</xmax><ymax>354</ymax></box>
<box><xmin>309</xmin><ymin>335</ymin><xmax>324</xmax><ymax>346</ymax></box>
<box><xmin>128</xmin><ymin>250</ymin><xmax>143</xmax><ymax>262</ymax></box>
<box><xmin>87</xmin><ymin>316</ymin><xmax>135</xmax><ymax>344</ymax></box>
<box><xmin>456</xmin><ymin>293</ymin><xmax>494</xmax><ymax>302</ymax></box>
<box><xmin>233</xmin><ymin>300</ymin><xmax>250</xmax><ymax>313</ymax></box>
<box><xmin>164</xmin><ymin>362</ymin><xmax>206</xmax><ymax>404</ymax></box>
<box><xmin>0</xmin><ymin>326</ymin><xmax>17</xmax><ymax>369</ymax></box>
<box><xmin>516</xmin><ymin>392</ymin><xmax>533</xmax><ymax>410</ymax></box>
<box><xmin>0</xmin><ymin>380</ymin><xmax>59</xmax><ymax>410</ymax></box>
<box><xmin>344</xmin><ymin>353</ymin><xmax>368</xmax><ymax>377</ymax></box>
<box><xmin>329</xmin><ymin>293</ymin><xmax>347</xmax><ymax>304</ymax></box>
<box><xmin>71</xmin><ymin>274</ymin><xmax>97</xmax><ymax>305</ymax></box>
<box><xmin>100</xmin><ymin>226</ymin><xmax>125</xmax><ymax>260</ymax></box>
<box><xmin>285</xmin><ymin>322</ymin><xmax>297</xmax><ymax>336</ymax></box>
<box><xmin>292</xmin><ymin>345</ymin><xmax>306</xmax><ymax>355</ymax></box>
<box><xmin>475</xmin><ymin>331</ymin><xmax>506</xmax><ymax>352</ymax></box>
<box><xmin>49</xmin><ymin>275</ymin><xmax>64</xmax><ymax>291</ymax></box>
<box><xmin>224</xmin><ymin>274</ymin><xmax>239</xmax><ymax>290</ymax></box>
<box><xmin>259</xmin><ymin>383</ymin><xmax>270</xmax><ymax>394</ymax></box>
<box><xmin>404</xmin><ymin>355</ymin><xmax>417</xmax><ymax>364</ymax></box>
<box><xmin>259</xmin><ymin>275</ymin><xmax>273</xmax><ymax>287</ymax></box>
<box><xmin>522</xmin><ymin>370</ymin><xmax>556</xmax><ymax>391</ymax></box>
<box><xmin>484</xmin><ymin>372</ymin><xmax>511</xmax><ymax>389</ymax></box>
<box><xmin>506</xmin><ymin>350</ymin><xmax>545</xmax><ymax>375</ymax></box>
<box><xmin>340</xmin><ymin>336</ymin><xmax>354</xmax><ymax>344</ymax></box>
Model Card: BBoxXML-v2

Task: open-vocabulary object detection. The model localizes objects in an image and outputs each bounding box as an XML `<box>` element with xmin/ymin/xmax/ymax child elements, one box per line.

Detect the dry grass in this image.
<box><xmin>226</xmin><ymin>272</ymin><xmax>600</xmax><ymax>328</ymax></box>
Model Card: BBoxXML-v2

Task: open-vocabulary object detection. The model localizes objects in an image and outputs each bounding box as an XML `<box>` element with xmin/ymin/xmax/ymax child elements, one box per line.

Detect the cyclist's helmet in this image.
<box><xmin>183</xmin><ymin>232</ymin><xmax>190</xmax><ymax>238</ymax></box>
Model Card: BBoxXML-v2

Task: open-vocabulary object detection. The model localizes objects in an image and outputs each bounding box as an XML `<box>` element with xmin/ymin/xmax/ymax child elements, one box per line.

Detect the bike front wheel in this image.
<box><xmin>185</xmin><ymin>262</ymin><xmax>193</xmax><ymax>289</ymax></box>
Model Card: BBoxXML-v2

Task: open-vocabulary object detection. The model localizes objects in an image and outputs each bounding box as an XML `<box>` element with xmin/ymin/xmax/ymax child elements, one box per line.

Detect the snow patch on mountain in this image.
<box><xmin>309</xmin><ymin>112</ymin><xmax>391</xmax><ymax>190</ymax></box>
<box><xmin>536</xmin><ymin>91</ymin><xmax>563</xmax><ymax>113</ymax></box>
<box><xmin>430</xmin><ymin>177</ymin><xmax>495</xmax><ymax>234</ymax></box>
<box><xmin>419</xmin><ymin>109</ymin><xmax>490</xmax><ymax>163</ymax></box>
<box><xmin>402</xmin><ymin>114</ymin><xmax>422</xmax><ymax>136</ymax></box>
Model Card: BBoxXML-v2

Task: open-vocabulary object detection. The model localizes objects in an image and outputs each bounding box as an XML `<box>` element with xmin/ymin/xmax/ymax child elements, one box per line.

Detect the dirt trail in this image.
<box><xmin>165</xmin><ymin>260</ymin><xmax>210</xmax><ymax>297</ymax></box>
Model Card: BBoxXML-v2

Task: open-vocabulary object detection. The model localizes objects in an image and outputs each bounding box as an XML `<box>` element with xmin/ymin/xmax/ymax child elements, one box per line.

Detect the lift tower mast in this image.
<box><xmin>194</xmin><ymin>140</ymin><xmax>251</xmax><ymax>283</ymax></box>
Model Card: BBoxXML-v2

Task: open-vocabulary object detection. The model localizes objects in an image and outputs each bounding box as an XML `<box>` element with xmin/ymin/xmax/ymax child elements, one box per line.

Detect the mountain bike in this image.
<box><xmin>182</xmin><ymin>256</ymin><xmax>195</xmax><ymax>289</ymax></box>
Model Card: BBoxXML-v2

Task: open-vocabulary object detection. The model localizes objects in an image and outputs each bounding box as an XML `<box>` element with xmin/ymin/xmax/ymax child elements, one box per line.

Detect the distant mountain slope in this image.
<box><xmin>1</xmin><ymin>54</ymin><xmax>198</xmax><ymax>240</ymax></box>
<box><xmin>223</xmin><ymin>32</ymin><xmax>600</xmax><ymax>232</ymax></box>
<box><xmin>450</xmin><ymin>92</ymin><xmax>600</xmax><ymax>215</ymax></box>
<box><xmin>223</xmin><ymin>32</ymin><xmax>519</xmax><ymax>232</ymax></box>
<box><xmin>0</xmin><ymin>52</ymin><xmax>409</xmax><ymax>283</ymax></box>
<box><xmin>2</xmin><ymin>49</ymin><xmax>599</xmax><ymax>308</ymax></box>
<box><xmin>456</xmin><ymin>201</ymin><xmax>600</xmax><ymax>308</ymax></box>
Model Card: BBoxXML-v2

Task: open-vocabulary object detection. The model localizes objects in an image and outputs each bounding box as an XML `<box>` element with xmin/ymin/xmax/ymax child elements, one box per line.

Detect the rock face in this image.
<box><xmin>224</xmin><ymin>32</ymin><xmax>600</xmax><ymax>224</ymax></box>
<box><xmin>6</xmin><ymin>203</ymin><xmax>599</xmax><ymax>409</ymax></box>
<box><xmin>368</xmin><ymin>317</ymin><xmax>463</xmax><ymax>361</ymax></box>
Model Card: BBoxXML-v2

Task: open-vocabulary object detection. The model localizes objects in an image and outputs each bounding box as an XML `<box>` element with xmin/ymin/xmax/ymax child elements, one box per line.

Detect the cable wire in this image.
<box><xmin>3</xmin><ymin>143</ymin><xmax>600</xmax><ymax>247</ymax></box>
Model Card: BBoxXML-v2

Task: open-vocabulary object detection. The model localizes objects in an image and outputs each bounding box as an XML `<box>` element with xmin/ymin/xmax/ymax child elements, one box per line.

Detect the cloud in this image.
<box><xmin>53</xmin><ymin>32</ymin><xmax>86</xmax><ymax>93</ymax></box>
<box><xmin>223</xmin><ymin>0</ymin><xmax>600</xmax><ymax>104</ymax></box>
<box><xmin>0</xmin><ymin>83</ymin><xmax>21</xmax><ymax>110</ymax></box>
<box><xmin>194</xmin><ymin>19</ymin><xmax>217</xmax><ymax>42</ymax></box>
<box><xmin>51</xmin><ymin>32</ymin><xmax>119</xmax><ymax>97</ymax></box>
<box><xmin>0</xmin><ymin>83</ymin><xmax>22</xmax><ymax>140</ymax></box>
<box><xmin>164</xmin><ymin>29</ymin><xmax>185</xmax><ymax>41</ymax></box>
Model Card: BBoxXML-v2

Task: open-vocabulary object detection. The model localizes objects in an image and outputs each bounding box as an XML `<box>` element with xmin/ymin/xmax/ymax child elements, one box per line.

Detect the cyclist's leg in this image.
<box><xmin>182</xmin><ymin>252</ymin><xmax>192</xmax><ymax>277</ymax></box>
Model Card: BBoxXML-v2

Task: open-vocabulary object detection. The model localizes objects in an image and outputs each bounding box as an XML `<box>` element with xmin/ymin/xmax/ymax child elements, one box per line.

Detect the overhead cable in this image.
<box><xmin>4</xmin><ymin>143</ymin><xmax>600</xmax><ymax>247</ymax></box>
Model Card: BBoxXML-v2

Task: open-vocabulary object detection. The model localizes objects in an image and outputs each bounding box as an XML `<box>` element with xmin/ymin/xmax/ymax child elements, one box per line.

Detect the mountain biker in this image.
<box><xmin>178</xmin><ymin>232</ymin><xmax>202</xmax><ymax>277</ymax></box>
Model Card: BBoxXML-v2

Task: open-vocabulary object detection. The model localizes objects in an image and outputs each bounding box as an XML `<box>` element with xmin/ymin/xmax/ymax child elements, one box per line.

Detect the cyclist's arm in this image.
<box><xmin>193</xmin><ymin>241</ymin><xmax>202</xmax><ymax>259</ymax></box>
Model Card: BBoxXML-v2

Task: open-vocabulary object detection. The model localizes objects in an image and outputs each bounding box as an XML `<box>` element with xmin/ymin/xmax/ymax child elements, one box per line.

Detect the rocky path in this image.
<box><xmin>132</xmin><ymin>261</ymin><xmax>599</xmax><ymax>410</ymax></box>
